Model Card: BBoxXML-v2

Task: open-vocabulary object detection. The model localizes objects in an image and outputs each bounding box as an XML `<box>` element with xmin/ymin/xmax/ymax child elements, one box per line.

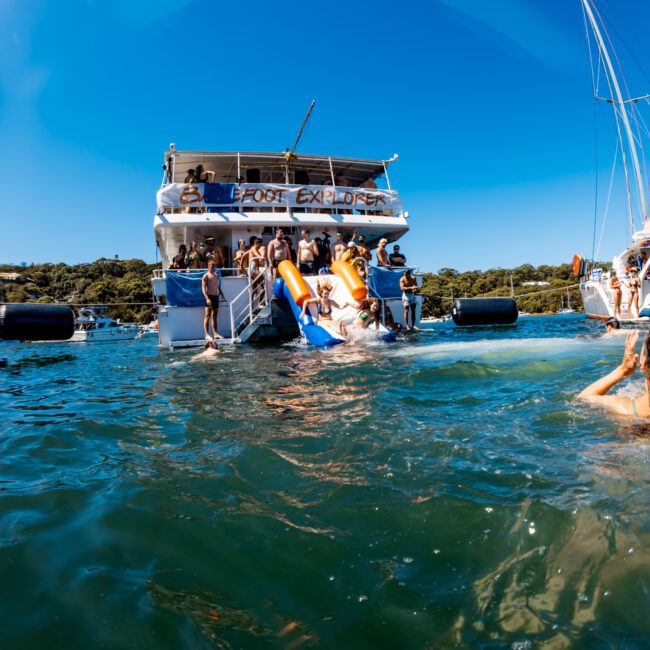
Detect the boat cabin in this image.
<box><xmin>154</xmin><ymin>149</ymin><xmax>408</xmax><ymax>270</ymax></box>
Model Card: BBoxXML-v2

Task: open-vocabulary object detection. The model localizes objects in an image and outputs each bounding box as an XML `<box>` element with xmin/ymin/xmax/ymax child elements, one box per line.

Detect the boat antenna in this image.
<box><xmin>283</xmin><ymin>99</ymin><xmax>316</xmax><ymax>183</ymax></box>
<box><xmin>582</xmin><ymin>0</ymin><xmax>649</xmax><ymax>232</ymax></box>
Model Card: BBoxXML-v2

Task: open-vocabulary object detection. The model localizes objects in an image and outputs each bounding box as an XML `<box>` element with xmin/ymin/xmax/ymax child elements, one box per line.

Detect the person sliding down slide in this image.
<box><xmin>300</xmin><ymin>279</ymin><xmax>351</xmax><ymax>339</ymax></box>
<box><xmin>578</xmin><ymin>330</ymin><xmax>650</xmax><ymax>419</ymax></box>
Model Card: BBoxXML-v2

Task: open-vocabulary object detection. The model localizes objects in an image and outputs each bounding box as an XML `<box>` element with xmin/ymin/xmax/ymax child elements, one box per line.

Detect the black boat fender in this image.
<box><xmin>0</xmin><ymin>304</ymin><xmax>75</xmax><ymax>341</ymax></box>
<box><xmin>451</xmin><ymin>298</ymin><xmax>518</xmax><ymax>326</ymax></box>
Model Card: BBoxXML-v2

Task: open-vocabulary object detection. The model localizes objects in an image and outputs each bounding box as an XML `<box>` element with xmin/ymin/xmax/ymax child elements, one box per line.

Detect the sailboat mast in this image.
<box><xmin>582</xmin><ymin>0</ymin><xmax>648</xmax><ymax>229</ymax></box>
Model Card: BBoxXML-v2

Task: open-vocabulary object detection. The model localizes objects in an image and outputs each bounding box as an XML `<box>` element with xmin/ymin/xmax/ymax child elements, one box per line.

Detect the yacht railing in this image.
<box><xmin>153</xmin><ymin>267</ymin><xmax>241</xmax><ymax>279</ymax></box>
<box><xmin>228</xmin><ymin>258</ymin><xmax>270</xmax><ymax>338</ymax></box>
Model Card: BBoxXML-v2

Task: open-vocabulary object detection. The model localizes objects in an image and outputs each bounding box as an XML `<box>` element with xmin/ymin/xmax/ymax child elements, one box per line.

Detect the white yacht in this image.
<box><xmin>152</xmin><ymin>149</ymin><xmax>420</xmax><ymax>348</ymax></box>
<box><xmin>577</xmin><ymin>0</ymin><xmax>650</xmax><ymax>322</ymax></box>
<box><xmin>71</xmin><ymin>308</ymin><xmax>139</xmax><ymax>342</ymax></box>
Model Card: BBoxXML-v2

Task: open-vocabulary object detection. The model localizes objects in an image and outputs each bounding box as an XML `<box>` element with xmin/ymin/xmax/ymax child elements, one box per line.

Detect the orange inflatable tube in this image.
<box><xmin>278</xmin><ymin>260</ymin><xmax>312</xmax><ymax>307</ymax></box>
<box><xmin>331</xmin><ymin>260</ymin><xmax>367</xmax><ymax>301</ymax></box>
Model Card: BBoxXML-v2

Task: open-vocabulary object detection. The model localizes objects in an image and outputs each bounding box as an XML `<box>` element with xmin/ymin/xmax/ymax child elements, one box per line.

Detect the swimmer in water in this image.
<box><xmin>577</xmin><ymin>330</ymin><xmax>650</xmax><ymax>417</ymax></box>
<box><xmin>191</xmin><ymin>341</ymin><xmax>219</xmax><ymax>361</ymax></box>
<box><xmin>603</xmin><ymin>316</ymin><xmax>626</xmax><ymax>336</ymax></box>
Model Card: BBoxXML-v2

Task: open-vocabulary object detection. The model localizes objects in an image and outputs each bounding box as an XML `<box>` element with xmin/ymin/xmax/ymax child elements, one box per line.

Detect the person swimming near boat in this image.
<box><xmin>577</xmin><ymin>330</ymin><xmax>650</xmax><ymax>418</ymax></box>
<box><xmin>202</xmin><ymin>261</ymin><xmax>226</xmax><ymax>340</ymax></box>
<box><xmin>191</xmin><ymin>340</ymin><xmax>220</xmax><ymax>360</ymax></box>
<box><xmin>299</xmin><ymin>279</ymin><xmax>349</xmax><ymax>338</ymax></box>
<box><xmin>604</xmin><ymin>317</ymin><xmax>624</xmax><ymax>335</ymax></box>
<box><xmin>352</xmin><ymin>298</ymin><xmax>380</xmax><ymax>331</ymax></box>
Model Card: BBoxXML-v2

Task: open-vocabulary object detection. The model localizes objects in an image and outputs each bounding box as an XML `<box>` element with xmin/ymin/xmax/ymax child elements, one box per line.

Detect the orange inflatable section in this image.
<box><xmin>331</xmin><ymin>260</ymin><xmax>367</xmax><ymax>301</ymax></box>
<box><xmin>278</xmin><ymin>260</ymin><xmax>312</xmax><ymax>308</ymax></box>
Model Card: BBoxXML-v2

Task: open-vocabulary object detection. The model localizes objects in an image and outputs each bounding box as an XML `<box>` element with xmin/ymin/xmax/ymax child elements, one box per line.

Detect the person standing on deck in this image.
<box><xmin>333</xmin><ymin>232</ymin><xmax>346</xmax><ymax>261</ymax></box>
<box><xmin>298</xmin><ymin>230</ymin><xmax>318</xmax><ymax>275</ymax></box>
<box><xmin>611</xmin><ymin>272</ymin><xmax>623</xmax><ymax>319</ymax></box>
<box><xmin>267</xmin><ymin>229</ymin><xmax>290</xmax><ymax>280</ymax></box>
<box><xmin>376</xmin><ymin>238</ymin><xmax>389</xmax><ymax>267</ymax></box>
<box><xmin>400</xmin><ymin>268</ymin><xmax>419</xmax><ymax>331</ymax></box>
<box><xmin>202</xmin><ymin>261</ymin><xmax>226</xmax><ymax>340</ymax></box>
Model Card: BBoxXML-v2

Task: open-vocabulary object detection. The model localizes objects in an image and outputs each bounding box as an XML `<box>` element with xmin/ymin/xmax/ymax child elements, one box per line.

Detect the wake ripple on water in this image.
<box><xmin>1</xmin><ymin>317</ymin><xmax>650</xmax><ymax>647</ymax></box>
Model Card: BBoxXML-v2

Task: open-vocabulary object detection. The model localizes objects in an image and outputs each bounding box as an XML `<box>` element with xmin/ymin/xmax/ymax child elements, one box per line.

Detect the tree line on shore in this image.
<box><xmin>0</xmin><ymin>258</ymin><xmax>598</xmax><ymax>322</ymax></box>
<box><xmin>0</xmin><ymin>259</ymin><xmax>159</xmax><ymax>324</ymax></box>
<box><xmin>420</xmin><ymin>263</ymin><xmax>595</xmax><ymax>318</ymax></box>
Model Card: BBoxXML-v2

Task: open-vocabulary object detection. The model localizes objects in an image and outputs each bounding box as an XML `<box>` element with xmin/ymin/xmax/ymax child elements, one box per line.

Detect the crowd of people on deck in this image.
<box><xmin>169</xmin><ymin>231</ymin><xmax>410</xmax><ymax>276</ymax></box>
<box><xmin>170</xmin><ymin>229</ymin><xmax>419</xmax><ymax>342</ymax></box>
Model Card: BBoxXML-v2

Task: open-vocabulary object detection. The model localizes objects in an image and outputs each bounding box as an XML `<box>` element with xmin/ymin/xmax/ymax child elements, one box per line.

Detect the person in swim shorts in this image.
<box><xmin>298</xmin><ymin>229</ymin><xmax>318</xmax><ymax>275</ymax></box>
<box><xmin>400</xmin><ymin>268</ymin><xmax>419</xmax><ymax>331</ymax></box>
<box><xmin>202</xmin><ymin>260</ymin><xmax>226</xmax><ymax>340</ymax></box>
<box><xmin>578</xmin><ymin>330</ymin><xmax>650</xmax><ymax>418</ymax></box>
<box><xmin>266</xmin><ymin>228</ymin><xmax>290</xmax><ymax>280</ymax></box>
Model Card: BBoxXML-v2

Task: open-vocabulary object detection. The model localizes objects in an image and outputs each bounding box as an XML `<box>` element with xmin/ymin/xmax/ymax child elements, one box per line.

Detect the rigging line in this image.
<box><xmin>590</xmin><ymin>1</ymin><xmax>643</xmax><ymax>228</ymax></box>
<box><xmin>582</xmin><ymin>1</ymin><xmax>598</xmax><ymax>95</ymax></box>
<box><xmin>595</xmin><ymin>138</ymin><xmax>619</xmax><ymax>259</ymax></box>
<box><xmin>598</xmin><ymin>0</ymin><xmax>650</xmax><ymax>87</ymax></box>
<box><xmin>630</xmin><ymin>102</ymin><xmax>650</xmax><ymax>209</ymax></box>
<box><xmin>591</xmin><ymin>95</ymin><xmax>599</xmax><ymax>261</ymax></box>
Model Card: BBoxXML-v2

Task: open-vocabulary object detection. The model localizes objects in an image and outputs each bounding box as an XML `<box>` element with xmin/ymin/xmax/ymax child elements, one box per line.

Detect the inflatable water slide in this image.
<box><xmin>273</xmin><ymin>260</ymin><xmax>396</xmax><ymax>346</ymax></box>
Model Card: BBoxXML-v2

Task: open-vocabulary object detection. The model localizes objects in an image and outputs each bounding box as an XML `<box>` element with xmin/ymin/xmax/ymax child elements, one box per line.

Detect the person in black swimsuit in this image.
<box><xmin>201</xmin><ymin>261</ymin><xmax>227</xmax><ymax>340</ymax></box>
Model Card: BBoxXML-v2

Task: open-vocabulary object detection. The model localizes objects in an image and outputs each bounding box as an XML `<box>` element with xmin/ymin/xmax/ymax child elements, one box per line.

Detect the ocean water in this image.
<box><xmin>1</xmin><ymin>315</ymin><xmax>649</xmax><ymax>648</ymax></box>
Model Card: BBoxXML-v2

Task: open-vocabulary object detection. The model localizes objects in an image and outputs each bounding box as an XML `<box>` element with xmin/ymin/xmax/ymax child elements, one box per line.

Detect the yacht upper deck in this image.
<box><xmin>156</xmin><ymin>150</ymin><xmax>404</xmax><ymax>218</ymax></box>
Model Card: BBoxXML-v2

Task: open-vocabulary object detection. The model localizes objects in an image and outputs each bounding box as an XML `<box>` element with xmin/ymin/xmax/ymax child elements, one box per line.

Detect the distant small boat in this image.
<box><xmin>70</xmin><ymin>307</ymin><xmax>139</xmax><ymax>342</ymax></box>
<box><xmin>420</xmin><ymin>314</ymin><xmax>451</xmax><ymax>323</ymax></box>
<box><xmin>556</xmin><ymin>289</ymin><xmax>576</xmax><ymax>315</ymax></box>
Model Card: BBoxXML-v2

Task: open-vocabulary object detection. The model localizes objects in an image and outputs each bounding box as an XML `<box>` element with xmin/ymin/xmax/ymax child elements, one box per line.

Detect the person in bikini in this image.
<box><xmin>628</xmin><ymin>268</ymin><xmax>641</xmax><ymax>318</ymax></box>
<box><xmin>352</xmin><ymin>298</ymin><xmax>380</xmax><ymax>331</ymax></box>
<box><xmin>202</xmin><ymin>260</ymin><xmax>227</xmax><ymax>340</ymax></box>
<box><xmin>610</xmin><ymin>272</ymin><xmax>622</xmax><ymax>319</ymax></box>
<box><xmin>299</xmin><ymin>279</ymin><xmax>349</xmax><ymax>338</ymax></box>
<box><xmin>578</xmin><ymin>330</ymin><xmax>650</xmax><ymax>420</ymax></box>
<box><xmin>267</xmin><ymin>229</ymin><xmax>290</xmax><ymax>280</ymax></box>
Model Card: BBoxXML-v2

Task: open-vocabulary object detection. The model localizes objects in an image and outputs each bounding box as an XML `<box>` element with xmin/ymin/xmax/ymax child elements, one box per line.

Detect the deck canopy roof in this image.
<box><xmin>164</xmin><ymin>150</ymin><xmax>392</xmax><ymax>187</ymax></box>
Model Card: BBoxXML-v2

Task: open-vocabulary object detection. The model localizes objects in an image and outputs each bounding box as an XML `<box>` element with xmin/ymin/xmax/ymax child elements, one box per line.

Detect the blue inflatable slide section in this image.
<box><xmin>273</xmin><ymin>278</ymin><xmax>344</xmax><ymax>347</ymax></box>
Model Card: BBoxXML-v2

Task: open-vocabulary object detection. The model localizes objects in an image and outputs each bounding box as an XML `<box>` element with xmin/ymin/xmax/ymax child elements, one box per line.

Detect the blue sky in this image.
<box><xmin>2</xmin><ymin>0</ymin><xmax>650</xmax><ymax>272</ymax></box>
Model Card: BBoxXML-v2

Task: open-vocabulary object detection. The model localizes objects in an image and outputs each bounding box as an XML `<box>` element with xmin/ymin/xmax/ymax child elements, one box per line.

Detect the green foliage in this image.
<box><xmin>0</xmin><ymin>258</ymin><xmax>161</xmax><ymax>323</ymax></box>
<box><xmin>420</xmin><ymin>263</ymin><xmax>608</xmax><ymax>318</ymax></box>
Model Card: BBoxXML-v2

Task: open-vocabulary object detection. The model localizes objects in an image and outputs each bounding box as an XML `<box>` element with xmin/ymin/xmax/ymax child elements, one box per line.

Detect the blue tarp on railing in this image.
<box><xmin>166</xmin><ymin>270</ymin><xmax>220</xmax><ymax>307</ymax></box>
<box><xmin>368</xmin><ymin>266</ymin><xmax>404</xmax><ymax>299</ymax></box>
<box><xmin>203</xmin><ymin>183</ymin><xmax>236</xmax><ymax>205</ymax></box>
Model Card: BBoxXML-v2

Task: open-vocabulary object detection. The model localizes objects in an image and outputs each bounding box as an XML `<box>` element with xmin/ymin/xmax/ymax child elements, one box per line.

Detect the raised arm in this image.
<box><xmin>577</xmin><ymin>331</ymin><xmax>639</xmax><ymax>415</ymax></box>
<box><xmin>300</xmin><ymin>298</ymin><xmax>319</xmax><ymax>319</ymax></box>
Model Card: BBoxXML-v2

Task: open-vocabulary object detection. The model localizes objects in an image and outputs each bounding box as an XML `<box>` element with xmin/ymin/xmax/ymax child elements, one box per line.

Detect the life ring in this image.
<box><xmin>180</xmin><ymin>185</ymin><xmax>203</xmax><ymax>204</ymax></box>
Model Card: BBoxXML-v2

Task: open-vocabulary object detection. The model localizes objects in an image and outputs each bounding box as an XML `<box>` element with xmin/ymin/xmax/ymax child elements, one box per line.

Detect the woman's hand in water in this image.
<box><xmin>640</xmin><ymin>332</ymin><xmax>650</xmax><ymax>377</ymax></box>
<box><xmin>619</xmin><ymin>330</ymin><xmax>640</xmax><ymax>378</ymax></box>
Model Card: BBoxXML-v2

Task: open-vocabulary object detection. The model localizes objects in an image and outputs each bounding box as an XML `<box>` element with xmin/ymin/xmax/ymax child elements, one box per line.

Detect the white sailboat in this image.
<box><xmin>576</xmin><ymin>0</ymin><xmax>650</xmax><ymax>322</ymax></box>
<box><xmin>556</xmin><ymin>289</ymin><xmax>576</xmax><ymax>315</ymax></box>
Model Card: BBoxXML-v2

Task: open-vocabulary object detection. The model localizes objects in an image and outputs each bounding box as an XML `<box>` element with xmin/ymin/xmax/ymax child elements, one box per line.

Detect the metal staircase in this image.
<box><xmin>228</xmin><ymin>259</ymin><xmax>273</xmax><ymax>343</ymax></box>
